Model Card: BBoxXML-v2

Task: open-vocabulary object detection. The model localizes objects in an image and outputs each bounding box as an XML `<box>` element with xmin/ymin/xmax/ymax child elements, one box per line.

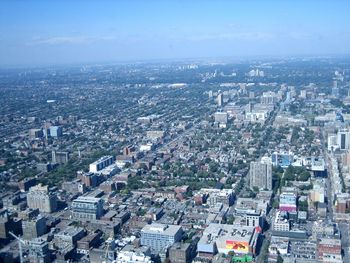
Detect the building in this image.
<box><xmin>272</xmin><ymin>211</ymin><xmax>290</xmax><ymax>232</ymax></box>
<box><xmin>208</xmin><ymin>190</ymin><xmax>234</xmax><ymax>207</ymax></box>
<box><xmin>146</xmin><ymin>130</ymin><xmax>165</xmax><ymax>140</ymax></box>
<box><xmin>76</xmin><ymin>231</ymin><xmax>102</xmax><ymax>255</ymax></box>
<box><xmin>169</xmin><ymin>242</ymin><xmax>197</xmax><ymax>263</ymax></box>
<box><xmin>214</xmin><ymin>112</ymin><xmax>228</xmax><ymax>124</ymax></box>
<box><xmin>52</xmin><ymin>150</ymin><xmax>70</xmax><ymax>164</ymax></box>
<box><xmin>309</xmin><ymin>182</ymin><xmax>325</xmax><ymax>204</ymax></box>
<box><xmin>140</xmin><ymin>223</ymin><xmax>183</xmax><ymax>254</ymax></box>
<box><xmin>72</xmin><ymin>196</ymin><xmax>104</xmax><ymax>220</ymax></box>
<box><xmin>22</xmin><ymin>216</ymin><xmax>47</xmax><ymax>240</ymax></box>
<box><xmin>89</xmin><ymin>155</ymin><xmax>115</xmax><ymax>173</ymax></box>
<box><xmin>249</xmin><ymin>161</ymin><xmax>272</xmax><ymax>190</ymax></box>
<box><xmin>0</xmin><ymin>209</ymin><xmax>22</xmax><ymax>239</ymax></box>
<box><xmin>28</xmin><ymin>238</ymin><xmax>51</xmax><ymax>263</ymax></box>
<box><xmin>116</xmin><ymin>251</ymin><xmax>153</xmax><ymax>263</ymax></box>
<box><xmin>338</xmin><ymin>129</ymin><xmax>350</xmax><ymax>150</ymax></box>
<box><xmin>197</xmin><ymin>223</ymin><xmax>261</xmax><ymax>256</ymax></box>
<box><xmin>317</xmin><ymin>238</ymin><xmax>342</xmax><ymax>263</ymax></box>
<box><xmin>77</xmin><ymin>171</ymin><xmax>101</xmax><ymax>187</ymax></box>
<box><xmin>271</xmin><ymin>152</ymin><xmax>294</xmax><ymax>168</ymax></box>
<box><xmin>268</xmin><ymin>236</ymin><xmax>289</xmax><ymax>257</ymax></box>
<box><xmin>245</xmin><ymin>212</ymin><xmax>263</xmax><ymax>228</ymax></box>
<box><xmin>36</xmin><ymin>163</ymin><xmax>57</xmax><ymax>173</ymax></box>
<box><xmin>328</xmin><ymin>134</ymin><xmax>339</xmax><ymax>151</ymax></box>
<box><xmin>26</xmin><ymin>184</ymin><xmax>57</xmax><ymax>213</ymax></box>
<box><xmin>29</xmin><ymin>129</ymin><xmax>44</xmax><ymax>139</ymax></box>
<box><xmin>261</xmin><ymin>91</ymin><xmax>277</xmax><ymax>104</ymax></box>
<box><xmin>279</xmin><ymin>192</ymin><xmax>297</xmax><ymax>212</ymax></box>
<box><xmin>54</xmin><ymin>226</ymin><xmax>85</xmax><ymax>247</ymax></box>
<box><xmin>217</xmin><ymin>93</ymin><xmax>223</xmax><ymax>107</ymax></box>
<box><xmin>49</xmin><ymin>126</ymin><xmax>63</xmax><ymax>137</ymax></box>
<box><xmin>18</xmin><ymin>177</ymin><xmax>37</xmax><ymax>192</ymax></box>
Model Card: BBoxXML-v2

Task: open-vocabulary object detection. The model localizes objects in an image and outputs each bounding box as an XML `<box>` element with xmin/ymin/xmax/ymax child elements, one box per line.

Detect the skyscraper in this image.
<box><xmin>217</xmin><ymin>93</ymin><xmax>223</xmax><ymax>107</ymax></box>
<box><xmin>249</xmin><ymin>161</ymin><xmax>272</xmax><ymax>190</ymax></box>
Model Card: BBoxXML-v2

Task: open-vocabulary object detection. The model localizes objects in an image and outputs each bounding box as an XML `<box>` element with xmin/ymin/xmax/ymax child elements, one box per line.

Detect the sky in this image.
<box><xmin>1</xmin><ymin>0</ymin><xmax>350</xmax><ymax>66</ymax></box>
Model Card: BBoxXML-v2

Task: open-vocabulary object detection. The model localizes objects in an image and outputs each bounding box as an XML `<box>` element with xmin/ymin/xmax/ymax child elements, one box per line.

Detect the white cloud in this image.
<box><xmin>28</xmin><ymin>35</ymin><xmax>117</xmax><ymax>45</ymax></box>
<box><xmin>187</xmin><ymin>31</ymin><xmax>275</xmax><ymax>42</ymax></box>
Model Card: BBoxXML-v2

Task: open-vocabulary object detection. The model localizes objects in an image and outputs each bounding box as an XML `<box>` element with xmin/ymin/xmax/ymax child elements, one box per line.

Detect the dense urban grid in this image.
<box><xmin>1</xmin><ymin>57</ymin><xmax>350</xmax><ymax>263</ymax></box>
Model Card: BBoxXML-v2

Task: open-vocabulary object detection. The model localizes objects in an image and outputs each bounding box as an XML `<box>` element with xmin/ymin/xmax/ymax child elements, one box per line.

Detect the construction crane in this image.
<box><xmin>9</xmin><ymin>231</ymin><xmax>26</xmax><ymax>263</ymax></box>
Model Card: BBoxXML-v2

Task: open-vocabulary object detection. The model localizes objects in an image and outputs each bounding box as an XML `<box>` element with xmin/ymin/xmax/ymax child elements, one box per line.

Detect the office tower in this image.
<box><xmin>249</xmin><ymin>161</ymin><xmax>272</xmax><ymax>190</ymax></box>
<box><xmin>27</xmin><ymin>184</ymin><xmax>57</xmax><ymax>213</ymax></box>
<box><xmin>89</xmin><ymin>155</ymin><xmax>115</xmax><ymax>173</ymax></box>
<box><xmin>217</xmin><ymin>93</ymin><xmax>223</xmax><ymax>107</ymax></box>
<box><xmin>141</xmin><ymin>223</ymin><xmax>183</xmax><ymax>254</ymax></box>
<box><xmin>72</xmin><ymin>196</ymin><xmax>104</xmax><ymax>220</ymax></box>
<box><xmin>208</xmin><ymin>90</ymin><xmax>213</xmax><ymax>99</ymax></box>
<box><xmin>49</xmin><ymin>126</ymin><xmax>63</xmax><ymax>138</ymax></box>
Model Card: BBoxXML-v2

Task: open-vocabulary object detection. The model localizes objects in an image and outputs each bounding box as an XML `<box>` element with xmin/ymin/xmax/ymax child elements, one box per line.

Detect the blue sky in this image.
<box><xmin>1</xmin><ymin>0</ymin><xmax>350</xmax><ymax>66</ymax></box>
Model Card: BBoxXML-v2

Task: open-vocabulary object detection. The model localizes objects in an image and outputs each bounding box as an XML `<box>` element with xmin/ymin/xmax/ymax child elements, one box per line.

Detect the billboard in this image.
<box><xmin>226</xmin><ymin>240</ymin><xmax>249</xmax><ymax>253</ymax></box>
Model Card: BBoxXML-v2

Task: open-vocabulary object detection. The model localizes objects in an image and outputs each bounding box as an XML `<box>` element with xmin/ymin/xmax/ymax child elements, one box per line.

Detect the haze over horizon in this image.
<box><xmin>1</xmin><ymin>0</ymin><xmax>350</xmax><ymax>66</ymax></box>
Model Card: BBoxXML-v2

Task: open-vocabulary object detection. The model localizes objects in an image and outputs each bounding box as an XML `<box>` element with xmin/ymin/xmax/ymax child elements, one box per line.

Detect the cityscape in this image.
<box><xmin>1</xmin><ymin>1</ymin><xmax>350</xmax><ymax>263</ymax></box>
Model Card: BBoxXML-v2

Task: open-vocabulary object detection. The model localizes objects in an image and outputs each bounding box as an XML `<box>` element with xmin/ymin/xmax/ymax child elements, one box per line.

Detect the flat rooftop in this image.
<box><xmin>141</xmin><ymin>223</ymin><xmax>181</xmax><ymax>236</ymax></box>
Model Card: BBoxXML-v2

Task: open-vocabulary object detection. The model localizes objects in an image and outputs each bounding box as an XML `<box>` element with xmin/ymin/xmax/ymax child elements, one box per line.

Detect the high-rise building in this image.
<box><xmin>72</xmin><ymin>196</ymin><xmax>104</xmax><ymax>220</ymax></box>
<box><xmin>249</xmin><ymin>161</ymin><xmax>272</xmax><ymax>190</ymax></box>
<box><xmin>22</xmin><ymin>216</ymin><xmax>47</xmax><ymax>240</ymax></box>
<box><xmin>49</xmin><ymin>126</ymin><xmax>63</xmax><ymax>138</ymax></box>
<box><xmin>217</xmin><ymin>93</ymin><xmax>223</xmax><ymax>107</ymax></box>
<box><xmin>338</xmin><ymin>129</ymin><xmax>350</xmax><ymax>150</ymax></box>
<box><xmin>29</xmin><ymin>129</ymin><xmax>44</xmax><ymax>139</ymax></box>
<box><xmin>214</xmin><ymin>112</ymin><xmax>228</xmax><ymax>124</ymax></box>
<box><xmin>27</xmin><ymin>184</ymin><xmax>57</xmax><ymax>213</ymax></box>
<box><xmin>261</xmin><ymin>91</ymin><xmax>277</xmax><ymax>104</ymax></box>
<box><xmin>141</xmin><ymin>223</ymin><xmax>183</xmax><ymax>254</ymax></box>
<box><xmin>328</xmin><ymin>134</ymin><xmax>339</xmax><ymax>151</ymax></box>
<box><xmin>52</xmin><ymin>150</ymin><xmax>70</xmax><ymax>164</ymax></box>
<box><xmin>18</xmin><ymin>177</ymin><xmax>37</xmax><ymax>192</ymax></box>
<box><xmin>28</xmin><ymin>238</ymin><xmax>51</xmax><ymax>263</ymax></box>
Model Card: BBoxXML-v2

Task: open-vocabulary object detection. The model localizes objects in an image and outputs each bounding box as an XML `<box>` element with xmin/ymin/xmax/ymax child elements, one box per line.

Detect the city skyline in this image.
<box><xmin>1</xmin><ymin>0</ymin><xmax>350</xmax><ymax>66</ymax></box>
